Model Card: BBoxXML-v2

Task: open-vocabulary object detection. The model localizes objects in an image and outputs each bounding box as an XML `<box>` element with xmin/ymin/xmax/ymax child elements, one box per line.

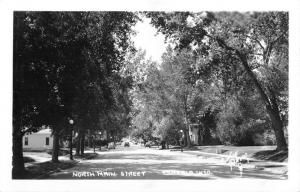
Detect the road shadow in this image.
<box><xmin>252</xmin><ymin>150</ymin><xmax>288</xmax><ymax>162</ymax></box>
<box><xmin>95</xmin><ymin>153</ymin><xmax>179</xmax><ymax>161</ymax></box>
<box><xmin>18</xmin><ymin>160</ymin><xmax>78</xmax><ymax>179</ymax></box>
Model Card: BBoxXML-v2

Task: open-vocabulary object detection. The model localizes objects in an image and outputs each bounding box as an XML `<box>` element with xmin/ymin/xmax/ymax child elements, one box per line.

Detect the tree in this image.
<box><xmin>128</xmin><ymin>47</ymin><xmax>208</xmax><ymax>147</ymax></box>
<box><xmin>147</xmin><ymin>12</ymin><xmax>288</xmax><ymax>151</ymax></box>
<box><xmin>13</xmin><ymin>11</ymin><xmax>139</xmax><ymax>177</ymax></box>
<box><xmin>72</xmin><ymin>12</ymin><xmax>138</xmax><ymax>155</ymax></box>
<box><xmin>13</xmin><ymin>12</ymin><xmax>69</xmax><ymax>175</ymax></box>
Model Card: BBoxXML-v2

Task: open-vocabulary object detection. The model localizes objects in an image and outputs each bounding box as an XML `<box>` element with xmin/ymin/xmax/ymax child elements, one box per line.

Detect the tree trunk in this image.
<box><xmin>198</xmin><ymin>128</ymin><xmax>203</xmax><ymax>146</ymax></box>
<box><xmin>69</xmin><ymin>128</ymin><xmax>73</xmax><ymax>160</ymax></box>
<box><xmin>12</xmin><ymin>130</ymin><xmax>25</xmax><ymax>179</ymax></box>
<box><xmin>213</xmin><ymin>38</ymin><xmax>288</xmax><ymax>151</ymax></box>
<box><xmin>236</xmin><ymin>52</ymin><xmax>288</xmax><ymax>151</ymax></box>
<box><xmin>93</xmin><ymin>136</ymin><xmax>96</xmax><ymax>153</ymax></box>
<box><xmin>266</xmin><ymin>91</ymin><xmax>288</xmax><ymax>151</ymax></box>
<box><xmin>183</xmin><ymin>114</ymin><xmax>192</xmax><ymax>147</ymax></box>
<box><xmin>87</xmin><ymin>130</ymin><xmax>91</xmax><ymax>147</ymax></box>
<box><xmin>75</xmin><ymin>130</ymin><xmax>81</xmax><ymax>155</ymax></box>
<box><xmin>268</xmin><ymin>109</ymin><xmax>287</xmax><ymax>151</ymax></box>
<box><xmin>80</xmin><ymin>131</ymin><xmax>85</xmax><ymax>155</ymax></box>
<box><xmin>52</xmin><ymin>130</ymin><xmax>60</xmax><ymax>163</ymax></box>
<box><xmin>76</xmin><ymin>138</ymin><xmax>80</xmax><ymax>155</ymax></box>
<box><xmin>13</xmin><ymin>13</ymin><xmax>27</xmax><ymax>179</ymax></box>
<box><xmin>184</xmin><ymin>128</ymin><xmax>191</xmax><ymax>147</ymax></box>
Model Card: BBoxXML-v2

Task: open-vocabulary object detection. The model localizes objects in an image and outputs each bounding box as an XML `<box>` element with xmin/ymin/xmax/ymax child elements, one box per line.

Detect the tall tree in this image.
<box><xmin>129</xmin><ymin>48</ymin><xmax>206</xmax><ymax>147</ymax></box>
<box><xmin>147</xmin><ymin>12</ymin><xmax>288</xmax><ymax>151</ymax></box>
<box><xmin>13</xmin><ymin>11</ymin><xmax>139</xmax><ymax>177</ymax></box>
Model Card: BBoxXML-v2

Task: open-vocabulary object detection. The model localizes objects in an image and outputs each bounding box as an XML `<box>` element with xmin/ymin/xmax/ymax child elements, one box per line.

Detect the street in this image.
<box><xmin>45</xmin><ymin>144</ymin><xmax>287</xmax><ymax>179</ymax></box>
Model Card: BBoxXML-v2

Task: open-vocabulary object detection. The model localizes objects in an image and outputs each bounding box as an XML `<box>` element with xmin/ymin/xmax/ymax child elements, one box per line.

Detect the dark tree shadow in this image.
<box><xmin>252</xmin><ymin>150</ymin><xmax>288</xmax><ymax>162</ymax></box>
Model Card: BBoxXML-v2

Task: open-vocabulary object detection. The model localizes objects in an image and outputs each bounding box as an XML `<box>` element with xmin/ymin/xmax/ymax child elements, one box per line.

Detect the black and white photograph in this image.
<box><xmin>1</xmin><ymin>0</ymin><xmax>300</xmax><ymax>191</ymax></box>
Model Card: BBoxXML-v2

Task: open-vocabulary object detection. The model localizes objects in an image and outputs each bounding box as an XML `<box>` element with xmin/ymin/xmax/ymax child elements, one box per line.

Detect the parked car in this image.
<box><xmin>145</xmin><ymin>141</ymin><xmax>159</xmax><ymax>148</ymax></box>
<box><xmin>108</xmin><ymin>142</ymin><xmax>116</xmax><ymax>149</ymax></box>
<box><xmin>124</xmin><ymin>142</ymin><xmax>130</xmax><ymax>147</ymax></box>
<box><xmin>116</xmin><ymin>142</ymin><xmax>122</xmax><ymax>145</ymax></box>
<box><xmin>145</xmin><ymin>141</ymin><xmax>151</xmax><ymax>148</ymax></box>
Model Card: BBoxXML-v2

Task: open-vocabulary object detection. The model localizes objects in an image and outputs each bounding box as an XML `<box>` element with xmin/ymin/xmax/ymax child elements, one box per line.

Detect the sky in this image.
<box><xmin>131</xmin><ymin>17</ymin><xmax>167</xmax><ymax>63</ymax></box>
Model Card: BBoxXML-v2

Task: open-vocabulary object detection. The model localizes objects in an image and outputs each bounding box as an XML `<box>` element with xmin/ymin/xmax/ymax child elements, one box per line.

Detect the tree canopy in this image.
<box><xmin>145</xmin><ymin>11</ymin><xmax>288</xmax><ymax>150</ymax></box>
<box><xmin>13</xmin><ymin>11</ymin><xmax>139</xmax><ymax>177</ymax></box>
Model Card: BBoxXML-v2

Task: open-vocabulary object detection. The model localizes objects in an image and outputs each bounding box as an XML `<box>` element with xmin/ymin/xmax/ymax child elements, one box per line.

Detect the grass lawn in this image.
<box><xmin>21</xmin><ymin>152</ymin><xmax>99</xmax><ymax>179</ymax></box>
<box><xmin>22</xmin><ymin>160</ymin><xmax>78</xmax><ymax>179</ymax></box>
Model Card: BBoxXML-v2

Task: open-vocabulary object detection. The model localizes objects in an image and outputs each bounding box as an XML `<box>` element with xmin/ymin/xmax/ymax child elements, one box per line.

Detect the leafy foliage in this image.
<box><xmin>146</xmin><ymin>11</ymin><xmax>288</xmax><ymax>150</ymax></box>
<box><xmin>13</xmin><ymin>11</ymin><xmax>139</xmax><ymax>175</ymax></box>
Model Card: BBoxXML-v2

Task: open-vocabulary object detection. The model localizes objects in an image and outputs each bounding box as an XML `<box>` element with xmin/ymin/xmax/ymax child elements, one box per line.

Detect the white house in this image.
<box><xmin>189</xmin><ymin>124</ymin><xmax>200</xmax><ymax>145</ymax></box>
<box><xmin>23</xmin><ymin>128</ymin><xmax>53</xmax><ymax>150</ymax></box>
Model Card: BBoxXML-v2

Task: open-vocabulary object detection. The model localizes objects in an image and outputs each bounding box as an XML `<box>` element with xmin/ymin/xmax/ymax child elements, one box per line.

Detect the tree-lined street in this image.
<box><xmin>41</xmin><ymin>145</ymin><xmax>287</xmax><ymax>179</ymax></box>
<box><xmin>13</xmin><ymin>11</ymin><xmax>289</xmax><ymax>180</ymax></box>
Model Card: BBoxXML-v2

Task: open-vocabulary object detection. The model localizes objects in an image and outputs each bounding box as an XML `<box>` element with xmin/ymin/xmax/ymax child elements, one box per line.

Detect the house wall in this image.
<box><xmin>189</xmin><ymin>126</ymin><xmax>199</xmax><ymax>145</ymax></box>
<box><xmin>23</xmin><ymin>133</ymin><xmax>53</xmax><ymax>149</ymax></box>
<box><xmin>192</xmin><ymin>128</ymin><xmax>199</xmax><ymax>145</ymax></box>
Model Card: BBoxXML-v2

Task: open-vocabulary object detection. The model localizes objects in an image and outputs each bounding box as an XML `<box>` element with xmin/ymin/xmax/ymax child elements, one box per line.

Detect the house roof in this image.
<box><xmin>37</xmin><ymin>128</ymin><xmax>52</xmax><ymax>134</ymax></box>
<box><xmin>26</xmin><ymin>128</ymin><xmax>52</xmax><ymax>135</ymax></box>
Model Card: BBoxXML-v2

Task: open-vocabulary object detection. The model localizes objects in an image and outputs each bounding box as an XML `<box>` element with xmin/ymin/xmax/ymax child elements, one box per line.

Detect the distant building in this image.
<box><xmin>22</xmin><ymin>128</ymin><xmax>53</xmax><ymax>150</ymax></box>
<box><xmin>90</xmin><ymin>130</ymin><xmax>107</xmax><ymax>141</ymax></box>
<box><xmin>189</xmin><ymin>124</ymin><xmax>200</xmax><ymax>145</ymax></box>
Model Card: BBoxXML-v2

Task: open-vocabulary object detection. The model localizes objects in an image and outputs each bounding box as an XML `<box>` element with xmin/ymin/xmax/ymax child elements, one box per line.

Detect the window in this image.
<box><xmin>25</xmin><ymin>137</ymin><xmax>28</xmax><ymax>146</ymax></box>
<box><xmin>45</xmin><ymin>137</ymin><xmax>49</xmax><ymax>146</ymax></box>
